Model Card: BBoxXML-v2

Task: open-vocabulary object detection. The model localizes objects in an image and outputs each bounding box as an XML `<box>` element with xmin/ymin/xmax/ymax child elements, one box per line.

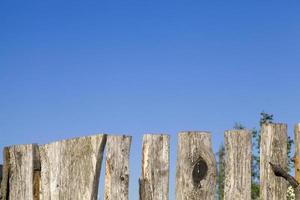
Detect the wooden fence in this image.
<box><xmin>0</xmin><ymin>123</ymin><xmax>299</xmax><ymax>200</ymax></box>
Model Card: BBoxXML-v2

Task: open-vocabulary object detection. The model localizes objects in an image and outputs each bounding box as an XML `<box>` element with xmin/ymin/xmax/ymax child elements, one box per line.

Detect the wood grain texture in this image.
<box><xmin>296</xmin><ymin>187</ymin><xmax>300</xmax><ymax>200</ymax></box>
<box><xmin>176</xmin><ymin>132</ymin><xmax>217</xmax><ymax>200</ymax></box>
<box><xmin>1</xmin><ymin>147</ymin><xmax>10</xmax><ymax>200</ymax></box>
<box><xmin>39</xmin><ymin>134</ymin><xmax>107</xmax><ymax>200</ymax></box>
<box><xmin>139</xmin><ymin>134</ymin><xmax>170</xmax><ymax>200</ymax></box>
<box><xmin>104</xmin><ymin>135</ymin><xmax>132</xmax><ymax>200</ymax></box>
<box><xmin>6</xmin><ymin>144</ymin><xmax>39</xmax><ymax>200</ymax></box>
<box><xmin>295</xmin><ymin>124</ymin><xmax>300</xmax><ymax>183</ymax></box>
<box><xmin>224</xmin><ymin>130</ymin><xmax>251</xmax><ymax>200</ymax></box>
<box><xmin>260</xmin><ymin>123</ymin><xmax>288</xmax><ymax>200</ymax></box>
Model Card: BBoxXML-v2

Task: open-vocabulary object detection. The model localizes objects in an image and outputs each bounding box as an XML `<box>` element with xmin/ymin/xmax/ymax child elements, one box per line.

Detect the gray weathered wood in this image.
<box><xmin>224</xmin><ymin>130</ymin><xmax>251</xmax><ymax>200</ymax></box>
<box><xmin>296</xmin><ymin>187</ymin><xmax>300</xmax><ymax>200</ymax></box>
<box><xmin>1</xmin><ymin>147</ymin><xmax>10</xmax><ymax>200</ymax></box>
<box><xmin>39</xmin><ymin>134</ymin><xmax>107</xmax><ymax>200</ymax></box>
<box><xmin>104</xmin><ymin>135</ymin><xmax>132</xmax><ymax>200</ymax></box>
<box><xmin>139</xmin><ymin>134</ymin><xmax>170</xmax><ymax>200</ymax></box>
<box><xmin>3</xmin><ymin>144</ymin><xmax>40</xmax><ymax>200</ymax></box>
<box><xmin>176</xmin><ymin>131</ymin><xmax>217</xmax><ymax>200</ymax></box>
<box><xmin>260</xmin><ymin>123</ymin><xmax>288</xmax><ymax>200</ymax></box>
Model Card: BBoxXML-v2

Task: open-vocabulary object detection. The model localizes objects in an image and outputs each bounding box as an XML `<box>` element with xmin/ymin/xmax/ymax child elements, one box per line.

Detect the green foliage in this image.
<box><xmin>216</xmin><ymin>112</ymin><xmax>294</xmax><ymax>200</ymax></box>
<box><xmin>259</xmin><ymin>112</ymin><xmax>273</xmax><ymax>126</ymax></box>
<box><xmin>251</xmin><ymin>128</ymin><xmax>260</xmax><ymax>199</ymax></box>
<box><xmin>287</xmin><ymin>135</ymin><xmax>294</xmax><ymax>172</ymax></box>
<box><xmin>251</xmin><ymin>183</ymin><xmax>260</xmax><ymax>200</ymax></box>
<box><xmin>216</xmin><ymin>144</ymin><xmax>225</xmax><ymax>200</ymax></box>
<box><xmin>233</xmin><ymin>122</ymin><xmax>245</xmax><ymax>130</ymax></box>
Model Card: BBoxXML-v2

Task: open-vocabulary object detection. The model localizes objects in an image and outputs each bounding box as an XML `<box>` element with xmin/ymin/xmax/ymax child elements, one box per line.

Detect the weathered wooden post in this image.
<box><xmin>260</xmin><ymin>123</ymin><xmax>288</xmax><ymax>200</ymax></box>
<box><xmin>39</xmin><ymin>134</ymin><xmax>107</xmax><ymax>200</ymax></box>
<box><xmin>176</xmin><ymin>131</ymin><xmax>217</xmax><ymax>200</ymax></box>
<box><xmin>104</xmin><ymin>135</ymin><xmax>132</xmax><ymax>200</ymax></box>
<box><xmin>224</xmin><ymin>130</ymin><xmax>251</xmax><ymax>200</ymax></box>
<box><xmin>1</xmin><ymin>148</ymin><xmax>9</xmax><ymax>200</ymax></box>
<box><xmin>1</xmin><ymin>144</ymin><xmax>40</xmax><ymax>200</ymax></box>
<box><xmin>139</xmin><ymin>134</ymin><xmax>170</xmax><ymax>200</ymax></box>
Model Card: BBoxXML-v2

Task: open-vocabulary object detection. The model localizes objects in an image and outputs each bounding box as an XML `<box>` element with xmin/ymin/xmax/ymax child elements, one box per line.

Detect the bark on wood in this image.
<box><xmin>104</xmin><ymin>135</ymin><xmax>132</xmax><ymax>200</ymax></box>
<box><xmin>1</xmin><ymin>147</ymin><xmax>10</xmax><ymax>200</ymax></box>
<box><xmin>224</xmin><ymin>130</ymin><xmax>251</xmax><ymax>200</ymax></box>
<box><xmin>176</xmin><ymin>131</ymin><xmax>217</xmax><ymax>200</ymax></box>
<box><xmin>295</xmin><ymin>124</ymin><xmax>300</xmax><ymax>183</ymax></box>
<box><xmin>139</xmin><ymin>134</ymin><xmax>170</xmax><ymax>200</ymax></box>
<box><xmin>39</xmin><ymin>134</ymin><xmax>107</xmax><ymax>200</ymax></box>
<box><xmin>3</xmin><ymin>144</ymin><xmax>40</xmax><ymax>200</ymax></box>
<box><xmin>260</xmin><ymin>123</ymin><xmax>288</xmax><ymax>200</ymax></box>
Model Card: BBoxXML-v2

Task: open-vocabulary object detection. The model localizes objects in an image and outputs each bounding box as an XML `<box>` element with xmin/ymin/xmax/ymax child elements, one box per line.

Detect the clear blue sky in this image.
<box><xmin>1</xmin><ymin>1</ymin><xmax>300</xmax><ymax>199</ymax></box>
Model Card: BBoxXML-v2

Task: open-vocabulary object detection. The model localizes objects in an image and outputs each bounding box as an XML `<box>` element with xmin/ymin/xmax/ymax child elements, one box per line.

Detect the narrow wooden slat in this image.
<box><xmin>260</xmin><ymin>123</ymin><xmax>288</xmax><ymax>200</ymax></box>
<box><xmin>1</xmin><ymin>147</ymin><xmax>10</xmax><ymax>200</ymax></box>
<box><xmin>39</xmin><ymin>134</ymin><xmax>107</xmax><ymax>200</ymax></box>
<box><xmin>104</xmin><ymin>135</ymin><xmax>132</xmax><ymax>200</ymax></box>
<box><xmin>295</xmin><ymin>124</ymin><xmax>300</xmax><ymax>200</ymax></box>
<box><xmin>224</xmin><ymin>130</ymin><xmax>251</xmax><ymax>200</ymax></box>
<box><xmin>176</xmin><ymin>131</ymin><xmax>217</xmax><ymax>200</ymax></box>
<box><xmin>6</xmin><ymin>144</ymin><xmax>40</xmax><ymax>200</ymax></box>
<box><xmin>139</xmin><ymin>134</ymin><xmax>170</xmax><ymax>200</ymax></box>
<box><xmin>295</xmin><ymin>124</ymin><xmax>300</xmax><ymax>183</ymax></box>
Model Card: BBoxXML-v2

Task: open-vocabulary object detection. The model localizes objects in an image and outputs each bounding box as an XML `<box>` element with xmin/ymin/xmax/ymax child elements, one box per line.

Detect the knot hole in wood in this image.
<box><xmin>192</xmin><ymin>157</ymin><xmax>208</xmax><ymax>188</ymax></box>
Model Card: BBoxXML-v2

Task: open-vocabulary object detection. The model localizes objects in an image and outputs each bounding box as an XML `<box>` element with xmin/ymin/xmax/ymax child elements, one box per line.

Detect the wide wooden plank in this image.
<box><xmin>176</xmin><ymin>131</ymin><xmax>217</xmax><ymax>200</ymax></box>
<box><xmin>4</xmin><ymin>144</ymin><xmax>40</xmax><ymax>200</ymax></box>
<box><xmin>104</xmin><ymin>135</ymin><xmax>132</xmax><ymax>200</ymax></box>
<box><xmin>260</xmin><ymin>123</ymin><xmax>288</xmax><ymax>200</ymax></box>
<box><xmin>39</xmin><ymin>134</ymin><xmax>107</xmax><ymax>200</ymax></box>
<box><xmin>139</xmin><ymin>134</ymin><xmax>170</xmax><ymax>200</ymax></box>
<box><xmin>224</xmin><ymin>130</ymin><xmax>251</xmax><ymax>200</ymax></box>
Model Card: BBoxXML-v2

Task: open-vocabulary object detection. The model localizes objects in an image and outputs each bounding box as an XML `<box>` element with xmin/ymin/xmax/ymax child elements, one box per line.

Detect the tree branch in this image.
<box><xmin>269</xmin><ymin>162</ymin><xmax>299</xmax><ymax>189</ymax></box>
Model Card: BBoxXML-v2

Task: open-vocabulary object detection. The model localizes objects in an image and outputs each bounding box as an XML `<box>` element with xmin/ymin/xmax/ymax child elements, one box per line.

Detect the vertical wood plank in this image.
<box><xmin>139</xmin><ymin>134</ymin><xmax>170</xmax><ymax>200</ymax></box>
<box><xmin>295</xmin><ymin>124</ymin><xmax>300</xmax><ymax>183</ymax></box>
<box><xmin>104</xmin><ymin>135</ymin><xmax>132</xmax><ymax>200</ymax></box>
<box><xmin>224</xmin><ymin>130</ymin><xmax>251</xmax><ymax>200</ymax></box>
<box><xmin>1</xmin><ymin>147</ymin><xmax>10</xmax><ymax>200</ymax></box>
<box><xmin>295</xmin><ymin>124</ymin><xmax>300</xmax><ymax>200</ymax></box>
<box><xmin>6</xmin><ymin>144</ymin><xmax>40</xmax><ymax>200</ymax></box>
<box><xmin>33</xmin><ymin>145</ymin><xmax>41</xmax><ymax>200</ymax></box>
<box><xmin>39</xmin><ymin>134</ymin><xmax>107</xmax><ymax>200</ymax></box>
<box><xmin>176</xmin><ymin>131</ymin><xmax>217</xmax><ymax>200</ymax></box>
<box><xmin>260</xmin><ymin>123</ymin><xmax>288</xmax><ymax>200</ymax></box>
